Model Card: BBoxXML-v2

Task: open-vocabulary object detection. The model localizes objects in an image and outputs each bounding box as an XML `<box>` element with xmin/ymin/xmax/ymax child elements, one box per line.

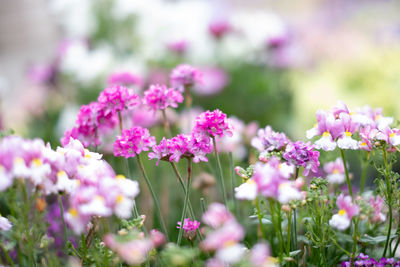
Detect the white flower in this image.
<box><xmin>329</xmin><ymin>213</ymin><xmax>351</xmax><ymax>230</ymax></box>
<box><xmin>235</xmin><ymin>179</ymin><xmax>257</xmax><ymax>200</ymax></box>
<box><xmin>337</xmin><ymin>134</ymin><xmax>359</xmax><ymax>150</ymax></box>
<box><xmin>116</xmin><ymin>175</ymin><xmax>140</xmax><ymax>198</ymax></box>
<box><xmin>29</xmin><ymin>159</ymin><xmax>51</xmax><ymax>186</ymax></box>
<box><xmin>12</xmin><ymin>157</ymin><xmax>30</xmax><ymax>178</ymax></box>
<box><xmin>314</xmin><ymin>134</ymin><xmax>337</xmax><ymax>151</ymax></box>
<box><xmin>80</xmin><ymin>196</ymin><xmax>112</xmax><ymax>217</ymax></box>
<box><xmin>215</xmin><ymin>243</ymin><xmax>246</xmax><ymax>264</ymax></box>
<box><xmin>55</xmin><ymin>171</ymin><xmax>79</xmax><ymax>194</ymax></box>
<box><xmin>0</xmin><ymin>165</ymin><xmax>13</xmax><ymax>191</ymax></box>
<box><xmin>278</xmin><ymin>182</ymin><xmax>301</xmax><ymax>204</ymax></box>
<box><xmin>306</xmin><ymin>126</ymin><xmax>318</xmax><ymax>139</ymax></box>
<box><xmin>327</xmin><ymin>173</ymin><xmax>345</xmax><ymax>184</ymax></box>
<box><xmin>114</xmin><ymin>195</ymin><xmax>134</xmax><ymax>219</ymax></box>
<box><xmin>0</xmin><ymin>215</ymin><xmax>12</xmax><ymax>231</ymax></box>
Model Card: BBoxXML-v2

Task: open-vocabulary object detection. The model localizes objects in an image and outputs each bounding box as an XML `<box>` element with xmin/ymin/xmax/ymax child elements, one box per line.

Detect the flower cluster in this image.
<box><xmin>235</xmin><ymin>157</ymin><xmax>303</xmax><ymax>204</ymax></box>
<box><xmin>62</xmin><ymin>85</ymin><xmax>140</xmax><ymax>147</ymax></box>
<box><xmin>114</xmin><ymin>127</ymin><xmax>156</xmax><ymax>158</ymax></box>
<box><xmin>142</xmin><ymin>84</ymin><xmax>183</xmax><ymax>113</ymax></box>
<box><xmin>177</xmin><ymin>218</ymin><xmax>200</xmax><ymax>241</ymax></box>
<box><xmin>369</xmin><ymin>196</ymin><xmax>386</xmax><ymax>223</ymax></box>
<box><xmin>342</xmin><ymin>253</ymin><xmax>400</xmax><ymax>267</ymax></box>
<box><xmin>329</xmin><ymin>194</ymin><xmax>360</xmax><ymax>230</ymax></box>
<box><xmin>193</xmin><ymin>109</ymin><xmax>233</xmax><ymax>138</ymax></box>
<box><xmin>307</xmin><ymin>101</ymin><xmax>399</xmax><ymax>151</ymax></box>
<box><xmin>107</xmin><ymin>71</ymin><xmax>143</xmax><ymax>87</ymax></box>
<box><xmin>282</xmin><ymin>141</ymin><xmax>320</xmax><ymax>176</ymax></box>
<box><xmin>251</xmin><ymin>125</ymin><xmax>290</xmax><ymax>153</ymax></box>
<box><xmin>201</xmin><ymin>203</ymin><xmax>246</xmax><ymax>266</ymax></box>
<box><xmin>170</xmin><ymin>64</ymin><xmax>202</xmax><ymax>91</ymax></box>
<box><xmin>208</xmin><ymin>20</ymin><xmax>232</xmax><ymax>39</ymax></box>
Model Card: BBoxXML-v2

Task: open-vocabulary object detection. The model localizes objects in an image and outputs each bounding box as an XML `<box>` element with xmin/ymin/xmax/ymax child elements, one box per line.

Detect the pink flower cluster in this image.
<box><xmin>201</xmin><ymin>203</ymin><xmax>246</xmax><ymax>266</ymax></box>
<box><xmin>104</xmin><ymin>230</ymin><xmax>165</xmax><ymax>265</ymax></box>
<box><xmin>251</xmin><ymin>125</ymin><xmax>289</xmax><ymax>153</ymax></box>
<box><xmin>170</xmin><ymin>64</ymin><xmax>202</xmax><ymax>91</ymax></box>
<box><xmin>142</xmin><ymin>84</ymin><xmax>183</xmax><ymax>113</ymax></box>
<box><xmin>329</xmin><ymin>194</ymin><xmax>360</xmax><ymax>230</ymax></box>
<box><xmin>369</xmin><ymin>196</ymin><xmax>386</xmax><ymax>223</ymax></box>
<box><xmin>62</xmin><ymin>85</ymin><xmax>140</xmax><ymax>147</ymax></box>
<box><xmin>177</xmin><ymin>218</ymin><xmax>200</xmax><ymax>241</ymax></box>
<box><xmin>0</xmin><ymin>135</ymin><xmax>140</xmax><ymax>234</ymax></box>
<box><xmin>282</xmin><ymin>141</ymin><xmax>320</xmax><ymax>177</ymax></box>
<box><xmin>114</xmin><ymin>127</ymin><xmax>156</xmax><ymax>158</ymax></box>
<box><xmin>307</xmin><ymin>101</ymin><xmax>399</xmax><ymax>151</ymax></box>
<box><xmin>235</xmin><ymin>157</ymin><xmax>303</xmax><ymax>204</ymax></box>
<box><xmin>193</xmin><ymin>109</ymin><xmax>233</xmax><ymax>138</ymax></box>
<box><xmin>208</xmin><ymin>20</ymin><xmax>232</xmax><ymax>39</ymax></box>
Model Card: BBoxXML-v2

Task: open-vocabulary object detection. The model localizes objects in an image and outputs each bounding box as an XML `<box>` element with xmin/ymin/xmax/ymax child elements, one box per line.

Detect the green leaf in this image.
<box><xmin>359</xmin><ymin>234</ymin><xmax>396</xmax><ymax>244</ymax></box>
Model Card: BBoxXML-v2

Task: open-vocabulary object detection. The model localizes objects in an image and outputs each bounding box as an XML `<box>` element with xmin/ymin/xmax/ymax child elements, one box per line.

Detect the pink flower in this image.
<box><xmin>148</xmin><ymin>138</ymin><xmax>170</xmax><ymax>165</ymax></box>
<box><xmin>170</xmin><ymin>64</ymin><xmax>202</xmax><ymax>91</ymax></box>
<box><xmin>202</xmin><ymin>203</ymin><xmax>234</xmax><ymax>229</ymax></box>
<box><xmin>97</xmin><ymin>85</ymin><xmax>139</xmax><ymax>117</ymax></box>
<box><xmin>369</xmin><ymin>196</ymin><xmax>386</xmax><ymax>223</ymax></box>
<box><xmin>167</xmin><ymin>40</ymin><xmax>188</xmax><ymax>54</ymax></box>
<box><xmin>107</xmin><ymin>72</ymin><xmax>143</xmax><ymax>87</ymax></box>
<box><xmin>143</xmin><ymin>84</ymin><xmax>183</xmax><ymax>113</ymax></box>
<box><xmin>0</xmin><ymin>215</ymin><xmax>12</xmax><ymax>231</ymax></box>
<box><xmin>177</xmin><ymin>218</ymin><xmax>200</xmax><ymax>240</ymax></box>
<box><xmin>167</xmin><ymin>134</ymin><xmax>191</xmax><ymax>162</ymax></box>
<box><xmin>376</xmin><ymin>126</ymin><xmax>400</xmax><ymax>147</ymax></box>
<box><xmin>250</xmin><ymin>243</ymin><xmax>278</xmax><ymax>267</ymax></box>
<box><xmin>329</xmin><ymin>194</ymin><xmax>359</xmax><ymax>230</ymax></box>
<box><xmin>114</xmin><ymin>127</ymin><xmax>156</xmax><ymax>158</ymax></box>
<box><xmin>149</xmin><ymin>229</ymin><xmax>166</xmax><ymax>247</ymax></box>
<box><xmin>251</xmin><ymin>125</ymin><xmax>289</xmax><ymax>152</ymax></box>
<box><xmin>208</xmin><ymin>20</ymin><xmax>231</xmax><ymax>39</ymax></box>
<box><xmin>358</xmin><ymin>125</ymin><xmax>378</xmax><ymax>151</ymax></box>
<box><xmin>193</xmin><ymin>109</ymin><xmax>233</xmax><ymax>138</ymax></box>
<box><xmin>324</xmin><ymin>158</ymin><xmax>346</xmax><ymax>184</ymax></box>
<box><xmin>192</xmin><ymin>67</ymin><xmax>229</xmax><ymax>96</ymax></box>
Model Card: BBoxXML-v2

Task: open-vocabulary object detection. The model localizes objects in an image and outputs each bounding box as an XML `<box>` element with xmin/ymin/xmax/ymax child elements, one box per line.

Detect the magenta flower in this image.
<box><xmin>107</xmin><ymin>72</ymin><xmax>143</xmax><ymax>87</ymax></box>
<box><xmin>329</xmin><ymin>194</ymin><xmax>359</xmax><ymax>230</ymax></box>
<box><xmin>167</xmin><ymin>40</ymin><xmax>188</xmax><ymax>54</ymax></box>
<box><xmin>336</xmin><ymin>113</ymin><xmax>360</xmax><ymax>150</ymax></box>
<box><xmin>193</xmin><ymin>109</ymin><xmax>233</xmax><ymax>138</ymax></box>
<box><xmin>208</xmin><ymin>20</ymin><xmax>232</xmax><ymax>39</ymax></box>
<box><xmin>142</xmin><ymin>84</ymin><xmax>183</xmax><ymax>112</ymax></box>
<box><xmin>148</xmin><ymin>137</ymin><xmax>170</xmax><ymax>165</ymax></box>
<box><xmin>376</xmin><ymin>126</ymin><xmax>400</xmax><ymax>147</ymax></box>
<box><xmin>177</xmin><ymin>218</ymin><xmax>200</xmax><ymax>241</ymax></box>
<box><xmin>170</xmin><ymin>64</ymin><xmax>202</xmax><ymax>91</ymax></box>
<box><xmin>369</xmin><ymin>196</ymin><xmax>386</xmax><ymax>223</ymax></box>
<box><xmin>283</xmin><ymin>141</ymin><xmax>320</xmax><ymax>177</ymax></box>
<box><xmin>202</xmin><ymin>203</ymin><xmax>234</xmax><ymax>229</ymax></box>
<box><xmin>192</xmin><ymin>67</ymin><xmax>229</xmax><ymax>96</ymax></box>
<box><xmin>250</xmin><ymin>243</ymin><xmax>277</xmax><ymax>267</ymax></box>
<box><xmin>358</xmin><ymin>125</ymin><xmax>378</xmax><ymax>151</ymax></box>
<box><xmin>251</xmin><ymin>125</ymin><xmax>290</xmax><ymax>152</ymax></box>
<box><xmin>114</xmin><ymin>127</ymin><xmax>156</xmax><ymax>158</ymax></box>
<box><xmin>97</xmin><ymin>85</ymin><xmax>139</xmax><ymax>117</ymax></box>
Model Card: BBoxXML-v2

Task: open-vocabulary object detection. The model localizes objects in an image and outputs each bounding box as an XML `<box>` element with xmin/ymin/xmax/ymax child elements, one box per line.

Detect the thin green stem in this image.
<box><xmin>0</xmin><ymin>243</ymin><xmax>15</xmax><ymax>267</ymax></box>
<box><xmin>287</xmin><ymin>210</ymin><xmax>292</xmax><ymax>255</ymax></box>
<box><xmin>351</xmin><ymin>218</ymin><xmax>359</xmax><ymax>263</ymax></box>
<box><xmin>161</xmin><ymin>109</ymin><xmax>172</xmax><ymax>138</ymax></box>
<box><xmin>200</xmin><ymin>198</ymin><xmax>207</xmax><ymax>214</ymax></box>
<box><xmin>256</xmin><ymin>197</ymin><xmax>266</xmax><ymax>240</ymax></box>
<box><xmin>331</xmin><ymin>237</ymin><xmax>351</xmax><ymax>256</ymax></box>
<box><xmin>293</xmin><ymin>209</ymin><xmax>298</xmax><ymax>250</ymax></box>
<box><xmin>393</xmin><ymin>238</ymin><xmax>400</xmax><ymax>257</ymax></box>
<box><xmin>229</xmin><ymin>152</ymin><xmax>239</xmax><ymax>217</ymax></box>
<box><xmin>212</xmin><ymin>137</ymin><xmax>227</xmax><ymax>205</ymax></box>
<box><xmin>136</xmin><ymin>154</ymin><xmax>169</xmax><ymax>241</ymax></box>
<box><xmin>58</xmin><ymin>195</ymin><xmax>69</xmax><ymax>245</ymax></box>
<box><xmin>382</xmin><ymin>146</ymin><xmax>393</xmax><ymax>258</ymax></box>
<box><xmin>359</xmin><ymin>156</ymin><xmax>368</xmax><ymax>194</ymax></box>
<box><xmin>270</xmin><ymin>200</ymin><xmax>284</xmax><ymax>262</ymax></box>
<box><xmin>340</xmin><ymin>149</ymin><xmax>353</xmax><ymax>197</ymax></box>
<box><xmin>177</xmin><ymin>159</ymin><xmax>193</xmax><ymax>245</ymax></box>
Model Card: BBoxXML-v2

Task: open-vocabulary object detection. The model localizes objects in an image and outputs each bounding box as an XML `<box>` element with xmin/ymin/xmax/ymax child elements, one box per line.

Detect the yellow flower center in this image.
<box><xmin>246</xmin><ymin>179</ymin><xmax>255</xmax><ymax>184</ymax></box>
<box><xmin>116</xmin><ymin>174</ymin><xmax>126</xmax><ymax>180</ymax></box>
<box><xmin>69</xmin><ymin>208</ymin><xmax>78</xmax><ymax>218</ymax></box>
<box><xmin>57</xmin><ymin>170</ymin><xmax>66</xmax><ymax>177</ymax></box>
<box><xmin>14</xmin><ymin>157</ymin><xmax>24</xmax><ymax>164</ymax></box>
<box><xmin>32</xmin><ymin>158</ymin><xmax>42</xmax><ymax>166</ymax></box>
<box><xmin>333</xmin><ymin>169</ymin><xmax>339</xmax><ymax>174</ymax></box>
<box><xmin>322</xmin><ymin>131</ymin><xmax>330</xmax><ymax>137</ymax></box>
<box><xmin>390</xmin><ymin>133</ymin><xmax>396</xmax><ymax>138</ymax></box>
<box><xmin>0</xmin><ymin>164</ymin><xmax>3</xmax><ymax>171</ymax></box>
<box><xmin>338</xmin><ymin>209</ymin><xmax>346</xmax><ymax>216</ymax></box>
<box><xmin>344</xmin><ymin>131</ymin><xmax>352</xmax><ymax>137</ymax></box>
<box><xmin>223</xmin><ymin>240</ymin><xmax>235</xmax><ymax>248</ymax></box>
<box><xmin>361</xmin><ymin>142</ymin><xmax>367</xmax><ymax>146</ymax></box>
<box><xmin>116</xmin><ymin>194</ymin><xmax>124</xmax><ymax>203</ymax></box>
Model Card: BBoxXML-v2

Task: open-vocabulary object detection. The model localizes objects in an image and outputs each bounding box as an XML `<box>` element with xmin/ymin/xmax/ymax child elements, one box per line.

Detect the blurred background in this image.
<box><xmin>1</xmin><ymin>0</ymin><xmax>400</xmax><ymax>143</ymax></box>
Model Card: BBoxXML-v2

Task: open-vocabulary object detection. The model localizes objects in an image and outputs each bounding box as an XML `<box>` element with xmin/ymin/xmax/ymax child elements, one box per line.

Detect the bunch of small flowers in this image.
<box><xmin>142</xmin><ymin>84</ymin><xmax>183</xmax><ymax>113</ymax></box>
<box><xmin>368</xmin><ymin>195</ymin><xmax>386</xmax><ymax>223</ymax></box>
<box><xmin>170</xmin><ymin>64</ymin><xmax>203</xmax><ymax>91</ymax></box>
<box><xmin>235</xmin><ymin>156</ymin><xmax>303</xmax><ymax>204</ymax></box>
<box><xmin>329</xmin><ymin>194</ymin><xmax>360</xmax><ymax>230</ymax></box>
<box><xmin>282</xmin><ymin>140</ymin><xmax>320</xmax><ymax>176</ymax></box>
<box><xmin>200</xmin><ymin>203</ymin><xmax>246</xmax><ymax>266</ymax></box>
<box><xmin>342</xmin><ymin>253</ymin><xmax>400</xmax><ymax>267</ymax></box>
<box><xmin>193</xmin><ymin>109</ymin><xmax>233</xmax><ymax>138</ymax></box>
<box><xmin>251</xmin><ymin>125</ymin><xmax>290</xmax><ymax>153</ymax></box>
<box><xmin>113</xmin><ymin>126</ymin><xmax>156</xmax><ymax>158</ymax></box>
<box><xmin>148</xmin><ymin>132</ymin><xmax>213</xmax><ymax>165</ymax></box>
<box><xmin>177</xmin><ymin>218</ymin><xmax>200</xmax><ymax>241</ymax></box>
<box><xmin>208</xmin><ymin>20</ymin><xmax>232</xmax><ymax>39</ymax></box>
<box><xmin>107</xmin><ymin>71</ymin><xmax>143</xmax><ymax>88</ymax></box>
<box><xmin>307</xmin><ymin>101</ymin><xmax>400</xmax><ymax>151</ymax></box>
<box><xmin>97</xmin><ymin>85</ymin><xmax>139</xmax><ymax>117</ymax></box>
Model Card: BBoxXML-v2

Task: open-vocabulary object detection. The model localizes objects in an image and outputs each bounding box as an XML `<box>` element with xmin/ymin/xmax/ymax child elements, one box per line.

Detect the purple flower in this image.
<box><xmin>177</xmin><ymin>218</ymin><xmax>200</xmax><ymax>241</ymax></box>
<box><xmin>114</xmin><ymin>127</ymin><xmax>156</xmax><ymax>158</ymax></box>
<box><xmin>193</xmin><ymin>109</ymin><xmax>233</xmax><ymax>138</ymax></box>
<box><xmin>167</xmin><ymin>40</ymin><xmax>188</xmax><ymax>54</ymax></box>
<box><xmin>283</xmin><ymin>141</ymin><xmax>320</xmax><ymax>176</ymax></box>
<box><xmin>170</xmin><ymin>64</ymin><xmax>202</xmax><ymax>91</ymax></box>
<box><xmin>208</xmin><ymin>20</ymin><xmax>231</xmax><ymax>39</ymax></box>
<box><xmin>142</xmin><ymin>84</ymin><xmax>183</xmax><ymax>113</ymax></box>
<box><xmin>251</xmin><ymin>125</ymin><xmax>290</xmax><ymax>152</ymax></box>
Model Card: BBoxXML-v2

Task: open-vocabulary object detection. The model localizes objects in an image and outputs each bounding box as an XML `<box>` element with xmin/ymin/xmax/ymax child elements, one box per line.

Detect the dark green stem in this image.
<box><xmin>136</xmin><ymin>154</ymin><xmax>169</xmax><ymax>241</ymax></box>
<box><xmin>340</xmin><ymin>149</ymin><xmax>353</xmax><ymax>197</ymax></box>
<box><xmin>0</xmin><ymin>243</ymin><xmax>15</xmax><ymax>267</ymax></box>
<box><xmin>229</xmin><ymin>152</ymin><xmax>239</xmax><ymax>217</ymax></box>
<box><xmin>212</xmin><ymin>137</ymin><xmax>227</xmax><ymax>205</ymax></box>
<box><xmin>58</xmin><ymin>195</ymin><xmax>69</xmax><ymax>245</ymax></box>
<box><xmin>359</xmin><ymin>156</ymin><xmax>368</xmax><ymax>194</ymax></box>
<box><xmin>256</xmin><ymin>197</ymin><xmax>266</xmax><ymax>240</ymax></box>
<box><xmin>382</xmin><ymin>146</ymin><xmax>393</xmax><ymax>258</ymax></box>
<box><xmin>177</xmin><ymin>159</ymin><xmax>192</xmax><ymax>245</ymax></box>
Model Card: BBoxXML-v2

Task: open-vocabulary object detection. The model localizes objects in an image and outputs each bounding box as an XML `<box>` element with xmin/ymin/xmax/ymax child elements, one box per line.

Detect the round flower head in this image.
<box><xmin>97</xmin><ymin>85</ymin><xmax>139</xmax><ymax>117</ymax></box>
<box><xmin>143</xmin><ymin>84</ymin><xmax>183</xmax><ymax>112</ymax></box>
<box><xmin>170</xmin><ymin>64</ymin><xmax>202</xmax><ymax>91</ymax></box>
<box><xmin>193</xmin><ymin>109</ymin><xmax>233</xmax><ymax>138</ymax></box>
<box><xmin>283</xmin><ymin>141</ymin><xmax>320</xmax><ymax>177</ymax></box>
<box><xmin>329</xmin><ymin>194</ymin><xmax>359</xmax><ymax>230</ymax></box>
<box><xmin>114</xmin><ymin>127</ymin><xmax>156</xmax><ymax>158</ymax></box>
<box><xmin>177</xmin><ymin>218</ymin><xmax>200</xmax><ymax>241</ymax></box>
<box><xmin>251</xmin><ymin>125</ymin><xmax>290</xmax><ymax>152</ymax></box>
<box><xmin>208</xmin><ymin>20</ymin><xmax>232</xmax><ymax>39</ymax></box>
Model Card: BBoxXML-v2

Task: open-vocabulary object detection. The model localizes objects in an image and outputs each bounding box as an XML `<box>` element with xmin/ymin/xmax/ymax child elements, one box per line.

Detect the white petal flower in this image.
<box><xmin>234</xmin><ymin>180</ymin><xmax>257</xmax><ymax>200</ymax></box>
<box><xmin>329</xmin><ymin>213</ymin><xmax>350</xmax><ymax>230</ymax></box>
